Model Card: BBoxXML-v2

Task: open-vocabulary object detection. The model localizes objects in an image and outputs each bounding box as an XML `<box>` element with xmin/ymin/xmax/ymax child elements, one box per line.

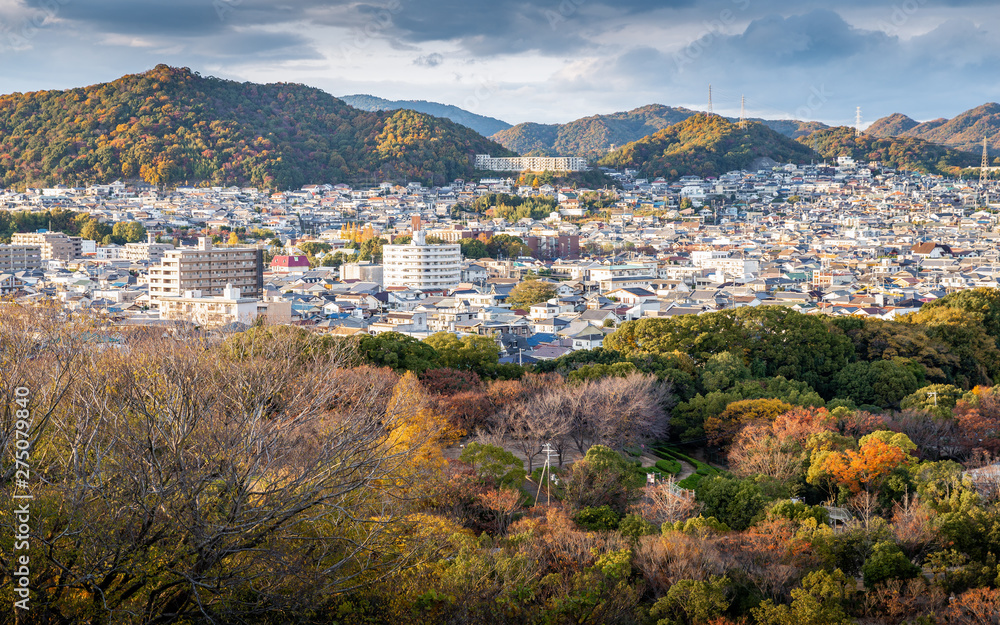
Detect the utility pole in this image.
<box><xmin>534</xmin><ymin>443</ymin><xmax>556</xmax><ymax>506</ymax></box>
<box><xmin>981</xmin><ymin>137</ymin><xmax>990</xmax><ymax>207</ymax></box>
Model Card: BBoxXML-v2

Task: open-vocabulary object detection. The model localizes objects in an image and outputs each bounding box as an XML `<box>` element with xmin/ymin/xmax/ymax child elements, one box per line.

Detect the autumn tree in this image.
<box><xmin>814</xmin><ymin>431</ymin><xmax>916</xmax><ymax>494</ymax></box>
<box><xmin>506</xmin><ymin>279</ymin><xmax>558</xmax><ymax>309</ymax></box>
<box><xmin>1</xmin><ymin>318</ymin><xmax>440</xmax><ymax>623</ymax></box>
<box><xmin>705</xmin><ymin>398</ymin><xmax>793</xmax><ymax>448</ymax></box>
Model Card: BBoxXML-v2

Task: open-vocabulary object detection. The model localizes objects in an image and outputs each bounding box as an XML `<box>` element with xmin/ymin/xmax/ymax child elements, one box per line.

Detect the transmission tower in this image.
<box><xmin>855</xmin><ymin>107</ymin><xmax>862</xmax><ymax>137</ymax></box>
<box><xmin>738</xmin><ymin>95</ymin><xmax>747</xmax><ymax>130</ymax></box>
<box><xmin>982</xmin><ymin>137</ymin><xmax>990</xmax><ymax>206</ymax></box>
<box><xmin>707</xmin><ymin>84</ymin><xmax>713</xmax><ymax>115</ymax></box>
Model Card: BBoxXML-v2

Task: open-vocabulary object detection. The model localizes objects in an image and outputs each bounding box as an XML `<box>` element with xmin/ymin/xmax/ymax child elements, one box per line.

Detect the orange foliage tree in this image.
<box><xmin>818</xmin><ymin>433</ymin><xmax>914</xmax><ymax>494</ymax></box>
<box><xmin>705</xmin><ymin>398</ymin><xmax>793</xmax><ymax>447</ymax></box>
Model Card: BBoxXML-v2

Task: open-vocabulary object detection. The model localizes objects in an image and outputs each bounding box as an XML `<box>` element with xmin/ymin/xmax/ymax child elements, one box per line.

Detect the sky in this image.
<box><xmin>0</xmin><ymin>0</ymin><xmax>998</xmax><ymax>128</ymax></box>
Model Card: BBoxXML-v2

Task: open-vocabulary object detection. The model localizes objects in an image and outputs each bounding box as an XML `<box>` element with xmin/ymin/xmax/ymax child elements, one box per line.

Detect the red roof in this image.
<box><xmin>271</xmin><ymin>255</ymin><xmax>311</xmax><ymax>268</ymax></box>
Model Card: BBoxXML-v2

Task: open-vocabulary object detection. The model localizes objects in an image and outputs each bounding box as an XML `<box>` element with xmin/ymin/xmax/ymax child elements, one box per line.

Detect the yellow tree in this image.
<box><xmin>227</xmin><ymin>231</ymin><xmax>240</xmax><ymax>246</ymax></box>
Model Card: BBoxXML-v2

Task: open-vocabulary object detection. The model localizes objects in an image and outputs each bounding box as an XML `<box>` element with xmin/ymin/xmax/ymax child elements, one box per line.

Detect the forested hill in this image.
<box><xmin>339</xmin><ymin>94</ymin><xmax>512</xmax><ymax>137</ymax></box>
<box><xmin>0</xmin><ymin>65</ymin><xmax>514</xmax><ymax>190</ymax></box>
<box><xmin>490</xmin><ymin>104</ymin><xmax>701</xmax><ymax>157</ymax></box>
<box><xmin>490</xmin><ymin>104</ymin><xmax>827</xmax><ymax>158</ymax></box>
<box><xmin>866</xmin><ymin>103</ymin><xmax>1000</xmax><ymax>155</ymax></box>
<box><xmin>798</xmin><ymin>126</ymin><xmax>983</xmax><ymax>176</ymax></box>
<box><xmin>596</xmin><ymin>113</ymin><xmax>819</xmax><ymax>179</ymax></box>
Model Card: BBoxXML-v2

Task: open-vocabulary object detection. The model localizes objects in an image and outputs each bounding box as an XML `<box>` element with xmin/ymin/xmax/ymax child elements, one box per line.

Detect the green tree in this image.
<box><xmin>299</xmin><ymin>241</ymin><xmax>332</xmax><ymax>256</ymax></box>
<box><xmin>862</xmin><ymin>541</ymin><xmax>921</xmax><ymax>587</ymax></box>
<box><xmin>111</xmin><ymin>220</ymin><xmax>146</xmax><ymax>244</ymax></box>
<box><xmin>833</xmin><ymin>358</ymin><xmax>923</xmax><ymax>409</ymax></box>
<box><xmin>507</xmin><ymin>279</ymin><xmax>557</xmax><ymax>309</ymax></box>
<box><xmin>752</xmin><ymin>569</ymin><xmax>856</xmax><ymax>625</ymax></box>
<box><xmin>357</xmin><ymin>332</ymin><xmax>439</xmax><ymax>374</ymax></box>
<box><xmin>650</xmin><ymin>575</ymin><xmax>730</xmax><ymax>625</ymax></box>
<box><xmin>694</xmin><ymin>475</ymin><xmax>768</xmax><ymax>531</ymax></box>
<box><xmin>423</xmin><ymin>332</ymin><xmax>500</xmax><ymax>377</ymax></box>
<box><xmin>899</xmin><ymin>384</ymin><xmax>964</xmax><ymax>418</ymax></box>
<box><xmin>459</xmin><ymin>238</ymin><xmax>489</xmax><ymax>259</ymax></box>
<box><xmin>563</xmin><ymin>445</ymin><xmax>643</xmax><ymax>516</ymax></box>
<box><xmin>459</xmin><ymin>442</ymin><xmax>525</xmax><ymax>488</ymax></box>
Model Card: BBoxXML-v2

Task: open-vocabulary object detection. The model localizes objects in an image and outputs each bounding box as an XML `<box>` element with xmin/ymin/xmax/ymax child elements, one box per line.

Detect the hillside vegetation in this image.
<box><xmin>866</xmin><ymin>103</ymin><xmax>1000</xmax><ymax>155</ymax></box>
<box><xmin>339</xmin><ymin>94</ymin><xmax>512</xmax><ymax>137</ymax></box>
<box><xmin>0</xmin><ymin>65</ymin><xmax>513</xmax><ymax>189</ymax></box>
<box><xmin>597</xmin><ymin>113</ymin><xmax>819</xmax><ymax>178</ymax></box>
<box><xmin>799</xmin><ymin>126</ymin><xmax>982</xmax><ymax>175</ymax></box>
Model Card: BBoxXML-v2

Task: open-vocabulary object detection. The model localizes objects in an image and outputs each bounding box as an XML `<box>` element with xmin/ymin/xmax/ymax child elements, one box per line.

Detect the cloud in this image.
<box><xmin>414</xmin><ymin>52</ymin><xmax>443</xmax><ymax>67</ymax></box>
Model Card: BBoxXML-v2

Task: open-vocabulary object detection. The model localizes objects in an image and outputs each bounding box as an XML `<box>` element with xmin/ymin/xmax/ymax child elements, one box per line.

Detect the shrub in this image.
<box><xmin>573</xmin><ymin>505</ymin><xmax>620</xmax><ymax>531</ymax></box>
<box><xmin>862</xmin><ymin>541</ymin><xmax>921</xmax><ymax>587</ymax></box>
<box><xmin>618</xmin><ymin>513</ymin><xmax>657</xmax><ymax>540</ymax></box>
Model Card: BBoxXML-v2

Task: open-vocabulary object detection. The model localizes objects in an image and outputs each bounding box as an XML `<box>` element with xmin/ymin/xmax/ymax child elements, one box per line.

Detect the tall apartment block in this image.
<box><xmin>0</xmin><ymin>244</ymin><xmax>43</xmax><ymax>272</ymax></box>
<box><xmin>10</xmin><ymin>232</ymin><xmax>82</xmax><ymax>262</ymax></box>
<box><xmin>147</xmin><ymin>237</ymin><xmax>263</xmax><ymax>304</ymax></box>
<box><xmin>383</xmin><ymin>227</ymin><xmax>461</xmax><ymax>291</ymax></box>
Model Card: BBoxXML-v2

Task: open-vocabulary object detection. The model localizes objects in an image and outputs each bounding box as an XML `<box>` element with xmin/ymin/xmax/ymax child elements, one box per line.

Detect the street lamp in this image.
<box><xmin>927</xmin><ymin>391</ymin><xmax>938</xmax><ymax>407</ymax></box>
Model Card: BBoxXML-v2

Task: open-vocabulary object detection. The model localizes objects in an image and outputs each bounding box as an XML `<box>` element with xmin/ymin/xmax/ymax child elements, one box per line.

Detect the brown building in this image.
<box><xmin>0</xmin><ymin>244</ymin><xmax>43</xmax><ymax>272</ymax></box>
<box><xmin>147</xmin><ymin>237</ymin><xmax>263</xmax><ymax>304</ymax></box>
<box><xmin>10</xmin><ymin>232</ymin><xmax>82</xmax><ymax>262</ymax></box>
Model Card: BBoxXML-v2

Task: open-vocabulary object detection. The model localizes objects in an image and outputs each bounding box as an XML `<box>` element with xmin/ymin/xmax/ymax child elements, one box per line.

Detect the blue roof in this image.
<box><xmin>526</xmin><ymin>333</ymin><xmax>557</xmax><ymax>346</ymax></box>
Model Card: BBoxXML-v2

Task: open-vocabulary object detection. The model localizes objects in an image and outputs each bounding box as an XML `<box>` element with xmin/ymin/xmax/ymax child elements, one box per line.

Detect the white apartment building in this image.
<box><xmin>475</xmin><ymin>154</ymin><xmax>588</xmax><ymax>172</ymax></box>
<box><xmin>690</xmin><ymin>250</ymin><xmax>760</xmax><ymax>279</ymax></box>
<box><xmin>382</xmin><ymin>230</ymin><xmax>461</xmax><ymax>290</ymax></box>
<box><xmin>122</xmin><ymin>234</ymin><xmax>175</xmax><ymax>263</ymax></box>
<box><xmin>147</xmin><ymin>237</ymin><xmax>263</xmax><ymax>304</ymax></box>
<box><xmin>158</xmin><ymin>284</ymin><xmax>259</xmax><ymax>328</ymax></box>
<box><xmin>0</xmin><ymin>244</ymin><xmax>42</xmax><ymax>272</ymax></box>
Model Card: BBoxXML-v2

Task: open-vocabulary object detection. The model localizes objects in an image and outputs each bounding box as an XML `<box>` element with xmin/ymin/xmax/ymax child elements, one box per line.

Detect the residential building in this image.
<box><xmin>11</xmin><ymin>232</ymin><xmax>82</xmax><ymax>261</ymax></box>
<box><xmin>383</xmin><ymin>230</ymin><xmax>462</xmax><ymax>290</ymax></box>
<box><xmin>158</xmin><ymin>284</ymin><xmax>259</xmax><ymax>328</ymax></box>
<box><xmin>147</xmin><ymin>237</ymin><xmax>263</xmax><ymax>304</ymax></box>
<box><xmin>122</xmin><ymin>234</ymin><xmax>175</xmax><ymax>263</ymax></box>
<box><xmin>475</xmin><ymin>154</ymin><xmax>588</xmax><ymax>172</ymax></box>
<box><xmin>0</xmin><ymin>244</ymin><xmax>42</xmax><ymax>272</ymax></box>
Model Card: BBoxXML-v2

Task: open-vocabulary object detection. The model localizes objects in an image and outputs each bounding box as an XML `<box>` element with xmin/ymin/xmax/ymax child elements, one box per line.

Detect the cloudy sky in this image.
<box><xmin>1</xmin><ymin>0</ymin><xmax>998</xmax><ymax>128</ymax></box>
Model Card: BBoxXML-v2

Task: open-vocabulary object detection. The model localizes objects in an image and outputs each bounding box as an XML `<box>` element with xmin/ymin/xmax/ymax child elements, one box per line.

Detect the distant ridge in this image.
<box><xmin>339</xmin><ymin>94</ymin><xmax>512</xmax><ymax>137</ymax></box>
<box><xmin>798</xmin><ymin>126</ymin><xmax>982</xmax><ymax>176</ymax></box>
<box><xmin>490</xmin><ymin>104</ymin><xmax>828</xmax><ymax>158</ymax></box>
<box><xmin>597</xmin><ymin>113</ymin><xmax>819</xmax><ymax>178</ymax></box>
<box><xmin>867</xmin><ymin>103</ymin><xmax>1000</xmax><ymax>155</ymax></box>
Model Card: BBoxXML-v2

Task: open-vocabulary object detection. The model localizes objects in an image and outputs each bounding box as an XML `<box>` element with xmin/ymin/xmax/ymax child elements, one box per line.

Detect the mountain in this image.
<box><xmin>755</xmin><ymin>119</ymin><xmax>829</xmax><ymax>140</ymax></box>
<box><xmin>596</xmin><ymin>113</ymin><xmax>819</xmax><ymax>179</ymax></box>
<box><xmin>865</xmin><ymin>113</ymin><xmax>920</xmax><ymax>138</ymax></box>
<box><xmin>866</xmin><ymin>104</ymin><xmax>1000</xmax><ymax>154</ymax></box>
<box><xmin>490</xmin><ymin>104</ymin><xmax>828</xmax><ymax>158</ymax></box>
<box><xmin>491</xmin><ymin>105</ymin><xmax>701</xmax><ymax>157</ymax></box>
<box><xmin>0</xmin><ymin>65</ymin><xmax>514</xmax><ymax>189</ymax></box>
<box><xmin>798</xmin><ymin>126</ymin><xmax>982</xmax><ymax>175</ymax></box>
<box><xmin>339</xmin><ymin>94</ymin><xmax>512</xmax><ymax>137</ymax></box>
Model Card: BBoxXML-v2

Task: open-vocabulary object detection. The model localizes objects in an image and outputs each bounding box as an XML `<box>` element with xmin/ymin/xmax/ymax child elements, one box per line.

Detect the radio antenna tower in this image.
<box><xmin>738</xmin><ymin>95</ymin><xmax>747</xmax><ymax>130</ymax></box>
<box><xmin>707</xmin><ymin>85</ymin><xmax>713</xmax><ymax>114</ymax></box>
<box><xmin>855</xmin><ymin>107</ymin><xmax>862</xmax><ymax>137</ymax></box>
<box><xmin>982</xmin><ymin>137</ymin><xmax>990</xmax><ymax>205</ymax></box>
